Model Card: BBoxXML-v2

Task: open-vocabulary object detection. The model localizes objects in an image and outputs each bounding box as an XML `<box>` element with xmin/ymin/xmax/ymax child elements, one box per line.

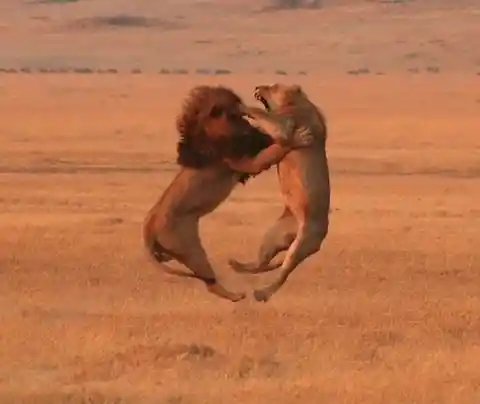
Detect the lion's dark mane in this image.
<box><xmin>175</xmin><ymin>85</ymin><xmax>274</xmax><ymax>184</ymax></box>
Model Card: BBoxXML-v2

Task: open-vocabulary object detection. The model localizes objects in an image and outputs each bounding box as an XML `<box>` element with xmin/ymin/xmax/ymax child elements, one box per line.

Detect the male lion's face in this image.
<box><xmin>254</xmin><ymin>83</ymin><xmax>303</xmax><ymax>111</ymax></box>
<box><xmin>203</xmin><ymin>99</ymin><xmax>255</xmax><ymax>140</ymax></box>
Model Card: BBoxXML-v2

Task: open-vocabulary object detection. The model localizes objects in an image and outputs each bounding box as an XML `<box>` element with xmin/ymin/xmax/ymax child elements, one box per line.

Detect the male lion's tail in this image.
<box><xmin>142</xmin><ymin>211</ymin><xmax>198</xmax><ymax>280</ymax></box>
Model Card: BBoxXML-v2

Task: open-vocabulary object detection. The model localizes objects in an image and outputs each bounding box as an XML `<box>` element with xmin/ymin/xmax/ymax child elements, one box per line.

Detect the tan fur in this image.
<box><xmin>229</xmin><ymin>83</ymin><xmax>330</xmax><ymax>302</ymax></box>
<box><xmin>143</xmin><ymin>85</ymin><xmax>312</xmax><ymax>302</ymax></box>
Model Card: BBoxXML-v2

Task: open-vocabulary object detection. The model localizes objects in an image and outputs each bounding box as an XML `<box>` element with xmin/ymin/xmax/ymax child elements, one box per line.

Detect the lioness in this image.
<box><xmin>143</xmin><ymin>85</ymin><xmax>312</xmax><ymax>302</ymax></box>
<box><xmin>230</xmin><ymin>83</ymin><xmax>330</xmax><ymax>302</ymax></box>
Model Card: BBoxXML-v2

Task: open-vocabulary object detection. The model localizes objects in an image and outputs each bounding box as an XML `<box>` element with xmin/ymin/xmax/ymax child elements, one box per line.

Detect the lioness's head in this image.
<box><xmin>254</xmin><ymin>83</ymin><xmax>306</xmax><ymax>112</ymax></box>
<box><xmin>254</xmin><ymin>82</ymin><xmax>327</xmax><ymax>143</ymax></box>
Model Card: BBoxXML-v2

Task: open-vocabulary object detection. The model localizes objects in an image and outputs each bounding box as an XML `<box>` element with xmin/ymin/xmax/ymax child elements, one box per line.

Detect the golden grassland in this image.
<box><xmin>0</xmin><ymin>0</ymin><xmax>479</xmax><ymax>402</ymax></box>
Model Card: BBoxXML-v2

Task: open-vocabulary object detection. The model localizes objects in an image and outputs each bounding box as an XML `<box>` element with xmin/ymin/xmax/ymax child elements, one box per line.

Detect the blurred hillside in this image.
<box><xmin>0</xmin><ymin>0</ymin><xmax>478</xmax><ymax>73</ymax></box>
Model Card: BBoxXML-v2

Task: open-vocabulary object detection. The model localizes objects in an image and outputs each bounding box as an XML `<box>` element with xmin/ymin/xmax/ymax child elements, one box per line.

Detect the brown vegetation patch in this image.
<box><xmin>65</xmin><ymin>14</ymin><xmax>184</xmax><ymax>31</ymax></box>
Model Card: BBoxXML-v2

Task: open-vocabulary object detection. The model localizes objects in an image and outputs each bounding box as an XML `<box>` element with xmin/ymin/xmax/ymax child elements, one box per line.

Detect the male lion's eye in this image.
<box><xmin>209</xmin><ymin>106</ymin><xmax>224</xmax><ymax>118</ymax></box>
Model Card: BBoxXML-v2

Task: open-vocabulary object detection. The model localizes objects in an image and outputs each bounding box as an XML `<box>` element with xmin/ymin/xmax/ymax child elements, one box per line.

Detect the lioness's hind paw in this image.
<box><xmin>253</xmin><ymin>289</ymin><xmax>270</xmax><ymax>303</ymax></box>
<box><xmin>229</xmin><ymin>259</ymin><xmax>243</xmax><ymax>272</ymax></box>
<box><xmin>235</xmin><ymin>292</ymin><xmax>247</xmax><ymax>302</ymax></box>
<box><xmin>228</xmin><ymin>258</ymin><xmax>242</xmax><ymax>270</ymax></box>
<box><xmin>228</xmin><ymin>259</ymin><xmax>255</xmax><ymax>273</ymax></box>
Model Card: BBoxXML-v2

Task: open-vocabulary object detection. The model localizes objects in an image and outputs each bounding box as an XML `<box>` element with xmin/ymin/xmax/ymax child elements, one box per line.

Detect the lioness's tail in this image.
<box><xmin>142</xmin><ymin>211</ymin><xmax>197</xmax><ymax>279</ymax></box>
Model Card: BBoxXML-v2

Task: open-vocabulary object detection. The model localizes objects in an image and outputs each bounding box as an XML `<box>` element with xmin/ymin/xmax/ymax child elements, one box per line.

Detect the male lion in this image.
<box><xmin>143</xmin><ymin>85</ymin><xmax>313</xmax><ymax>302</ymax></box>
<box><xmin>230</xmin><ymin>83</ymin><xmax>330</xmax><ymax>302</ymax></box>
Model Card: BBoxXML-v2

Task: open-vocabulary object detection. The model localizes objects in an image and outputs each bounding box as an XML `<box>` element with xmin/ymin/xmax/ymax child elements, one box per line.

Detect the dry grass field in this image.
<box><xmin>0</xmin><ymin>0</ymin><xmax>479</xmax><ymax>403</ymax></box>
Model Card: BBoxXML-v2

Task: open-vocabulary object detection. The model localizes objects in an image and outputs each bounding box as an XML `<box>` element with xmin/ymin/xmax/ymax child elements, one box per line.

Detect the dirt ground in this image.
<box><xmin>0</xmin><ymin>1</ymin><xmax>479</xmax><ymax>403</ymax></box>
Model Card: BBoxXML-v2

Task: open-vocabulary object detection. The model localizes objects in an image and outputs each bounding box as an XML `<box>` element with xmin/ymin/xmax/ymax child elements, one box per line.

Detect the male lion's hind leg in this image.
<box><xmin>180</xmin><ymin>246</ymin><xmax>246</xmax><ymax>302</ymax></box>
<box><xmin>145</xmin><ymin>231</ymin><xmax>203</xmax><ymax>279</ymax></box>
<box><xmin>229</xmin><ymin>208</ymin><xmax>297</xmax><ymax>274</ymax></box>
<box><xmin>150</xmin><ymin>239</ymin><xmax>174</xmax><ymax>263</ymax></box>
<box><xmin>253</xmin><ymin>223</ymin><xmax>327</xmax><ymax>303</ymax></box>
<box><xmin>145</xmin><ymin>218</ymin><xmax>245</xmax><ymax>302</ymax></box>
<box><xmin>174</xmin><ymin>227</ymin><xmax>246</xmax><ymax>302</ymax></box>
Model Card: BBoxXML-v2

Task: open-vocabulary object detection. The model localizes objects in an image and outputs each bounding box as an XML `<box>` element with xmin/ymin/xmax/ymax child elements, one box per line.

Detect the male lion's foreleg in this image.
<box><xmin>253</xmin><ymin>224</ymin><xmax>327</xmax><ymax>303</ymax></box>
<box><xmin>229</xmin><ymin>208</ymin><xmax>297</xmax><ymax>274</ymax></box>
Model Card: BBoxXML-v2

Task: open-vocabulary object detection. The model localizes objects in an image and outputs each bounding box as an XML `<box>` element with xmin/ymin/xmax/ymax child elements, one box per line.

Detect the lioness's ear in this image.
<box><xmin>290</xmin><ymin>85</ymin><xmax>302</xmax><ymax>94</ymax></box>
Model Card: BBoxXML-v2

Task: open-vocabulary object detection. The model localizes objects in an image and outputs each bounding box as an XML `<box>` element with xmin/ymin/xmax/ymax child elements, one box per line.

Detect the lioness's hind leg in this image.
<box><xmin>229</xmin><ymin>208</ymin><xmax>297</xmax><ymax>274</ymax></box>
<box><xmin>254</xmin><ymin>223</ymin><xmax>327</xmax><ymax>302</ymax></box>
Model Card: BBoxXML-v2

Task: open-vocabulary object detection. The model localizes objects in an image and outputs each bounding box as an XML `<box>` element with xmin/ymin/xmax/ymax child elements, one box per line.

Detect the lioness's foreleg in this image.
<box><xmin>229</xmin><ymin>208</ymin><xmax>297</xmax><ymax>273</ymax></box>
<box><xmin>243</xmin><ymin>106</ymin><xmax>295</xmax><ymax>143</ymax></box>
<box><xmin>253</xmin><ymin>223</ymin><xmax>327</xmax><ymax>302</ymax></box>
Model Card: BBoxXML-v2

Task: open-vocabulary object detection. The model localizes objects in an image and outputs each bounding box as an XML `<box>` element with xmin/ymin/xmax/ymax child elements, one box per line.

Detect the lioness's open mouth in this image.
<box><xmin>254</xmin><ymin>88</ymin><xmax>270</xmax><ymax>111</ymax></box>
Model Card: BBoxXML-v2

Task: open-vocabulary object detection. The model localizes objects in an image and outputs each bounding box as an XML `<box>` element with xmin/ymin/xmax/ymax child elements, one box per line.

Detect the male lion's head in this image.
<box><xmin>176</xmin><ymin>85</ymin><xmax>273</xmax><ymax>182</ymax></box>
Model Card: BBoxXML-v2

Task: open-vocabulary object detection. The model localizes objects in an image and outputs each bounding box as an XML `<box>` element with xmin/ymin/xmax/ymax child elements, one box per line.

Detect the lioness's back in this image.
<box><xmin>279</xmin><ymin>102</ymin><xmax>330</xmax><ymax>218</ymax></box>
